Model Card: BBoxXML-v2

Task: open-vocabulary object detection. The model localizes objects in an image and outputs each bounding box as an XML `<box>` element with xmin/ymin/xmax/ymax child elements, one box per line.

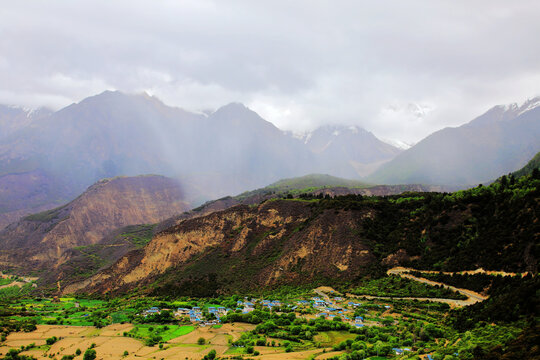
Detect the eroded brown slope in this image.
<box><xmin>0</xmin><ymin>175</ymin><xmax>190</xmax><ymax>271</ymax></box>
<box><xmin>65</xmin><ymin>199</ymin><xmax>376</xmax><ymax>295</ymax></box>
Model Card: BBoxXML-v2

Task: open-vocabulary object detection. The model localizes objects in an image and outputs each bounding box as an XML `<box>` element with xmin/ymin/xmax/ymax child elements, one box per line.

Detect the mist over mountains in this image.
<box><xmin>368</xmin><ymin>97</ymin><xmax>540</xmax><ymax>185</ymax></box>
<box><xmin>0</xmin><ymin>91</ymin><xmax>400</xmax><ymax>228</ymax></box>
<box><xmin>1</xmin><ymin>91</ymin><xmax>539</xmax><ymax>230</ymax></box>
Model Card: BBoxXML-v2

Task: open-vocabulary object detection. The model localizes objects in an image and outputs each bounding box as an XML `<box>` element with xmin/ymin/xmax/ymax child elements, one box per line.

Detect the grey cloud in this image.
<box><xmin>0</xmin><ymin>0</ymin><xmax>539</xmax><ymax>143</ymax></box>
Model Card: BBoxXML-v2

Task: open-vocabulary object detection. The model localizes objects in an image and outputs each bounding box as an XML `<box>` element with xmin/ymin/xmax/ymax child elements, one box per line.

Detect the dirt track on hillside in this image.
<box><xmin>386</xmin><ymin>267</ymin><xmax>488</xmax><ymax>306</ymax></box>
<box><xmin>315</xmin><ymin>267</ymin><xmax>492</xmax><ymax>308</ymax></box>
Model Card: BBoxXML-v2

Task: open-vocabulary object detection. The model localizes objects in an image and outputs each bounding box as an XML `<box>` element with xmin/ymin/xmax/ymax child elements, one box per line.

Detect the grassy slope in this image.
<box><xmin>511</xmin><ymin>151</ymin><xmax>540</xmax><ymax>178</ymax></box>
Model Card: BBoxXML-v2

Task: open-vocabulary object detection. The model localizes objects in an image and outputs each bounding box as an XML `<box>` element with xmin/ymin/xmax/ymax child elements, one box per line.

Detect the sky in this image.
<box><xmin>1</xmin><ymin>1</ymin><xmax>539</xmax><ymax>144</ymax></box>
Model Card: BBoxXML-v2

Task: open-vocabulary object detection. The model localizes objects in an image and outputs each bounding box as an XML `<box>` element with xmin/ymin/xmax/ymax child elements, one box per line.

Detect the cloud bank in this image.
<box><xmin>1</xmin><ymin>0</ymin><xmax>539</xmax><ymax>143</ymax></box>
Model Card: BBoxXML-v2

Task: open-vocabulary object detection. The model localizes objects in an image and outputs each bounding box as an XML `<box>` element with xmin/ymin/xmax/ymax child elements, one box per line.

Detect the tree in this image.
<box><xmin>83</xmin><ymin>349</ymin><xmax>96</xmax><ymax>360</ymax></box>
<box><xmin>204</xmin><ymin>349</ymin><xmax>217</xmax><ymax>360</ymax></box>
<box><xmin>197</xmin><ymin>337</ymin><xmax>206</xmax><ymax>345</ymax></box>
<box><xmin>500</xmin><ymin>175</ymin><xmax>508</xmax><ymax>188</ymax></box>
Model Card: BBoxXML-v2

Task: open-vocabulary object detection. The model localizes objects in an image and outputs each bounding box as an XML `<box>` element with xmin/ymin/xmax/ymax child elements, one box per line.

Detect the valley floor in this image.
<box><xmin>0</xmin><ymin>268</ymin><xmax>532</xmax><ymax>360</ymax></box>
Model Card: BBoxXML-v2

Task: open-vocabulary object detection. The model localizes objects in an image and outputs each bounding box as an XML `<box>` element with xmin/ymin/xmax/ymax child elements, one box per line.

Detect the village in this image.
<box><xmin>143</xmin><ymin>291</ymin><xmax>399</xmax><ymax>330</ymax></box>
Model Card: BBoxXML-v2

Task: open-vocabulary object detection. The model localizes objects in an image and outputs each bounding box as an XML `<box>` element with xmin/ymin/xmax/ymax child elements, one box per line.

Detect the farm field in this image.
<box><xmin>0</xmin><ymin>268</ymin><xmax>534</xmax><ymax>359</ymax></box>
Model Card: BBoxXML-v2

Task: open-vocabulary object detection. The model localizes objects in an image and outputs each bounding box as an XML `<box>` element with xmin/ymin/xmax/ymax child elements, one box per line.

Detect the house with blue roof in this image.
<box><xmin>144</xmin><ymin>307</ymin><xmax>160</xmax><ymax>315</ymax></box>
<box><xmin>392</xmin><ymin>348</ymin><xmax>412</xmax><ymax>356</ymax></box>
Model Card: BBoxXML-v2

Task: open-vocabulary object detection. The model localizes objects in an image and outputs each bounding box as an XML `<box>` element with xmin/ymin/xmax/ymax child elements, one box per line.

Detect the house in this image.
<box><xmin>175</xmin><ymin>308</ymin><xmax>190</xmax><ymax>317</ymax></box>
<box><xmin>242</xmin><ymin>302</ymin><xmax>255</xmax><ymax>313</ymax></box>
<box><xmin>217</xmin><ymin>307</ymin><xmax>227</xmax><ymax>315</ymax></box>
<box><xmin>188</xmin><ymin>310</ymin><xmax>202</xmax><ymax>322</ymax></box>
<box><xmin>393</xmin><ymin>348</ymin><xmax>412</xmax><ymax>355</ymax></box>
<box><xmin>144</xmin><ymin>307</ymin><xmax>160</xmax><ymax>315</ymax></box>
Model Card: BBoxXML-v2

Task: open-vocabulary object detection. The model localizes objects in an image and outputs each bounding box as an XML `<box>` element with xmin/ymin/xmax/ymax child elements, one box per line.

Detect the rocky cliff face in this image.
<box><xmin>65</xmin><ymin>199</ymin><xmax>377</xmax><ymax>295</ymax></box>
<box><xmin>65</xmin><ymin>172</ymin><xmax>539</xmax><ymax>296</ymax></box>
<box><xmin>0</xmin><ymin>175</ymin><xmax>190</xmax><ymax>270</ymax></box>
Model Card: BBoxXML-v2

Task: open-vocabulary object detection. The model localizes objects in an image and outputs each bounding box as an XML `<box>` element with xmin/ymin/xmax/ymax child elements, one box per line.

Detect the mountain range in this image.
<box><xmin>0</xmin><ymin>91</ymin><xmax>402</xmax><ymax>229</ymax></box>
<box><xmin>368</xmin><ymin>98</ymin><xmax>540</xmax><ymax>185</ymax></box>
<box><xmin>1</xmin><ymin>92</ymin><xmax>539</xmax><ymax>231</ymax></box>
<box><xmin>64</xmin><ymin>157</ymin><xmax>539</xmax><ymax>296</ymax></box>
<box><xmin>0</xmin><ymin>175</ymin><xmax>189</xmax><ymax>272</ymax></box>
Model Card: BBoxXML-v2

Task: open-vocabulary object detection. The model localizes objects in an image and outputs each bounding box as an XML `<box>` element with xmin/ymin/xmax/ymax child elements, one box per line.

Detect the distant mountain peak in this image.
<box><xmin>492</xmin><ymin>96</ymin><xmax>540</xmax><ymax>116</ymax></box>
<box><xmin>212</xmin><ymin>102</ymin><xmax>250</xmax><ymax>116</ymax></box>
<box><xmin>517</xmin><ymin>96</ymin><xmax>540</xmax><ymax>116</ymax></box>
<box><xmin>381</xmin><ymin>138</ymin><xmax>413</xmax><ymax>150</ymax></box>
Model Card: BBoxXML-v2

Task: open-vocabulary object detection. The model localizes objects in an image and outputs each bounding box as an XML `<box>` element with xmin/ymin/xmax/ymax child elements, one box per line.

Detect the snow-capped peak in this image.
<box><xmin>517</xmin><ymin>97</ymin><xmax>540</xmax><ymax>116</ymax></box>
<box><xmin>381</xmin><ymin>138</ymin><xmax>414</xmax><ymax>150</ymax></box>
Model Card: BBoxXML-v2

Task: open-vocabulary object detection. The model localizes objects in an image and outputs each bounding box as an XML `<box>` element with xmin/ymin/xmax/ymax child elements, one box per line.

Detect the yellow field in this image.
<box><xmin>0</xmin><ymin>323</ymin><xmax>347</xmax><ymax>360</ymax></box>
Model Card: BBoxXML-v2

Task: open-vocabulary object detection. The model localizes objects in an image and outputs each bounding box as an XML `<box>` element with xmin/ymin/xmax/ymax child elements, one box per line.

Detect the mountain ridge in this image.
<box><xmin>0</xmin><ymin>175</ymin><xmax>190</xmax><ymax>271</ymax></box>
<box><xmin>367</xmin><ymin>98</ymin><xmax>540</xmax><ymax>186</ymax></box>
<box><xmin>0</xmin><ymin>91</ymin><xmax>400</xmax><ymax>228</ymax></box>
<box><xmin>65</xmin><ymin>170</ymin><xmax>539</xmax><ymax>296</ymax></box>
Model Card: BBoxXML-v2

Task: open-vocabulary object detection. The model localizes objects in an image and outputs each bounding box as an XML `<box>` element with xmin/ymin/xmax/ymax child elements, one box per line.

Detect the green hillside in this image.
<box><xmin>265</xmin><ymin>174</ymin><xmax>370</xmax><ymax>192</ymax></box>
<box><xmin>235</xmin><ymin>174</ymin><xmax>370</xmax><ymax>200</ymax></box>
<box><xmin>511</xmin><ymin>151</ymin><xmax>540</xmax><ymax>178</ymax></box>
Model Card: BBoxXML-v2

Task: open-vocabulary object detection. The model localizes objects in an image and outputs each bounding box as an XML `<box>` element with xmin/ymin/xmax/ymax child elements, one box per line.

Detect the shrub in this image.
<box><xmin>203</xmin><ymin>349</ymin><xmax>217</xmax><ymax>360</ymax></box>
<box><xmin>83</xmin><ymin>348</ymin><xmax>96</xmax><ymax>360</ymax></box>
<box><xmin>46</xmin><ymin>336</ymin><xmax>58</xmax><ymax>345</ymax></box>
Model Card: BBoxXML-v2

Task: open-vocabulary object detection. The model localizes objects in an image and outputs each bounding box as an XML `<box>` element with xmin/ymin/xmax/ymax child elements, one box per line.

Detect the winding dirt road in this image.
<box><xmin>315</xmin><ymin>268</ymin><xmax>492</xmax><ymax>308</ymax></box>
<box><xmin>0</xmin><ymin>272</ymin><xmax>37</xmax><ymax>290</ymax></box>
<box><xmin>386</xmin><ymin>267</ymin><xmax>488</xmax><ymax>307</ymax></box>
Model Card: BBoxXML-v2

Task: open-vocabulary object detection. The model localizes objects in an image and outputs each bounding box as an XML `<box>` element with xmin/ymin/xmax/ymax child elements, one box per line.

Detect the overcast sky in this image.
<box><xmin>1</xmin><ymin>1</ymin><xmax>539</xmax><ymax>144</ymax></box>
